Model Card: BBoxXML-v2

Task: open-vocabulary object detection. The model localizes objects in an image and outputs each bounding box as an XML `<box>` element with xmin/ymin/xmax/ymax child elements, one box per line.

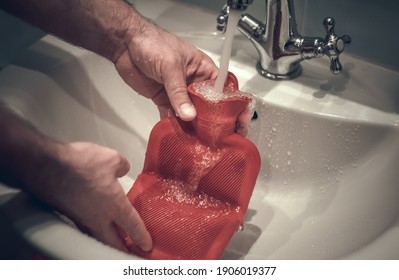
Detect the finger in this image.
<box><xmin>150</xmin><ymin>88</ymin><xmax>175</xmax><ymax>119</ymax></box>
<box><xmin>115</xmin><ymin>199</ymin><xmax>153</xmax><ymax>252</ymax></box>
<box><xmin>115</xmin><ymin>154</ymin><xmax>130</xmax><ymax>178</ymax></box>
<box><xmin>92</xmin><ymin>222</ymin><xmax>130</xmax><ymax>253</ymax></box>
<box><xmin>190</xmin><ymin>54</ymin><xmax>219</xmax><ymax>82</ymax></box>
<box><xmin>157</xmin><ymin>105</ymin><xmax>175</xmax><ymax>119</ymax></box>
<box><xmin>162</xmin><ymin>65</ymin><xmax>196</xmax><ymax>121</ymax></box>
<box><xmin>236</xmin><ymin>106</ymin><xmax>252</xmax><ymax>136</ymax></box>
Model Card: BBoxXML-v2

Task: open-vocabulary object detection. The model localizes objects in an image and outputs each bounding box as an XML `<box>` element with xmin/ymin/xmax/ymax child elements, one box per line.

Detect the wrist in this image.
<box><xmin>18</xmin><ymin>138</ymin><xmax>66</xmax><ymax>202</ymax></box>
<box><xmin>0</xmin><ymin>107</ymin><xmax>65</xmax><ymax>199</ymax></box>
<box><xmin>90</xmin><ymin>1</ymin><xmax>138</xmax><ymax>63</ymax></box>
<box><xmin>72</xmin><ymin>0</ymin><xmax>139</xmax><ymax>63</ymax></box>
<box><xmin>114</xmin><ymin>5</ymin><xmax>162</xmax><ymax>63</ymax></box>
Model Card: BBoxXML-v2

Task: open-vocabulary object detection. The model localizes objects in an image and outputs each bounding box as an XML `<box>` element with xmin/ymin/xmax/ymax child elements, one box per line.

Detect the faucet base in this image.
<box><xmin>256</xmin><ymin>62</ymin><xmax>302</xmax><ymax>80</ymax></box>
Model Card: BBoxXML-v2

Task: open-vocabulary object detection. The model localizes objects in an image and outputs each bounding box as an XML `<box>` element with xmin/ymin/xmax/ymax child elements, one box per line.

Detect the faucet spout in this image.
<box><xmin>227</xmin><ymin>0</ymin><xmax>254</xmax><ymax>10</ymax></box>
<box><xmin>218</xmin><ymin>0</ymin><xmax>351</xmax><ymax>80</ymax></box>
<box><xmin>217</xmin><ymin>0</ymin><xmax>253</xmax><ymax>32</ymax></box>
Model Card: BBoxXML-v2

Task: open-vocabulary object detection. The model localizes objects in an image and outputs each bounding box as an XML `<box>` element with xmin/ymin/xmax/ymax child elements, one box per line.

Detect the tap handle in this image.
<box><xmin>321</xmin><ymin>17</ymin><xmax>351</xmax><ymax>74</ymax></box>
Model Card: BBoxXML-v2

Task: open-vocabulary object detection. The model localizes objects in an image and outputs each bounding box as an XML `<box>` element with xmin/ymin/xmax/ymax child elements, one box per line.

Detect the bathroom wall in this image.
<box><xmin>1</xmin><ymin>1</ymin><xmax>398</xmax><ymax>72</ymax></box>
<box><xmin>301</xmin><ymin>0</ymin><xmax>399</xmax><ymax>72</ymax></box>
<box><xmin>178</xmin><ymin>0</ymin><xmax>399</xmax><ymax>72</ymax></box>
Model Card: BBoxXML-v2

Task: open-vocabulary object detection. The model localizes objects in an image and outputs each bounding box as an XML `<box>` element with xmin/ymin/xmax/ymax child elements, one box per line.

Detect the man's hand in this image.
<box><xmin>115</xmin><ymin>20</ymin><xmax>218</xmax><ymax>121</ymax></box>
<box><xmin>52</xmin><ymin>142</ymin><xmax>152</xmax><ymax>252</ymax></box>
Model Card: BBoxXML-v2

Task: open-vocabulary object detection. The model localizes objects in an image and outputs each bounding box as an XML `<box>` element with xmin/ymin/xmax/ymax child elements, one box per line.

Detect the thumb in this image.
<box><xmin>162</xmin><ymin>66</ymin><xmax>196</xmax><ymax>121</ymax></box>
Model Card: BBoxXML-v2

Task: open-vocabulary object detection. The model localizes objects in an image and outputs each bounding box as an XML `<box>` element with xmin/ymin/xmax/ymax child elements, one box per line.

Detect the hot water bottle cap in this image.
<box><xmin>124</xmin><ymin>72</ymin><xmax>261</xmax><ymax>259</ymax></box>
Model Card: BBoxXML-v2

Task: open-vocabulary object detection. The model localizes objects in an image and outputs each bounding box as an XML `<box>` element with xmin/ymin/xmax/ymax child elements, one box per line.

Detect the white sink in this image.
<box><xmin>1</xmin><ymin>0</ymin><xmax>398</xmax><ymax>259</ymax></box>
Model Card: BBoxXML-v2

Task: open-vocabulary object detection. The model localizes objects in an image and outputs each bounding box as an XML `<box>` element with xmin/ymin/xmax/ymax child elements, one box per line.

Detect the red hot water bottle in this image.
<box><xmin>125</xmin><ymin>72</ymin><xmax>261</xmax><ymax>259</ymax></box>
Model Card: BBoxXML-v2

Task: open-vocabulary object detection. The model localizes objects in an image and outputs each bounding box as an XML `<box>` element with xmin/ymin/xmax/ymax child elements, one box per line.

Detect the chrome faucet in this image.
<box><xmin>217</xmin><ymin>0</ymin><xmax>351</xmax><ymax>80</ymax></box>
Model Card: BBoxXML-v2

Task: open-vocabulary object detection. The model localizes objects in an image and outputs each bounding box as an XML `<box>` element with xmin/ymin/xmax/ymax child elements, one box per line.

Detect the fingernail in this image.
<box><xmin>179</xmin><ymin>103</ymin><xmax>196</xmax><ymax>120</ymax></box>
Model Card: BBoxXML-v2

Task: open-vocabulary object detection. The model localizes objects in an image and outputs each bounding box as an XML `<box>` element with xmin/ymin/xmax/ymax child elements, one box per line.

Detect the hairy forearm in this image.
<box><xmin>0</xmin><ymin>107</ymin><xmax>63</xmax><ymax>193</ymax></box>
<box><xmin>0</xmin><ymin>0</ymin><xmax>145</xmax><ymax>62</ymax></box>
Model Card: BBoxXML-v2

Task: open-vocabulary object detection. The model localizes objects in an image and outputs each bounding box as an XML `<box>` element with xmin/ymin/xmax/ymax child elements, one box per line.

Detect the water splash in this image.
<box><xmin>193</xmin><ymin>79</ymin><xmax>252</xmax><ymax>101</ymax></box>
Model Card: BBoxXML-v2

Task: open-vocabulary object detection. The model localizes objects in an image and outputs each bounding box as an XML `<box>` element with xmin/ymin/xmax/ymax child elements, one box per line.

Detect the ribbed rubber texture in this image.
<box><xmin>126</xmin><ymin>118</ymin><xmax>260</xmax><ymax>259</ymax></box>
<box><xmin>125</xmin><ymin>73</ymin><xmax>261</xmax><ymax>259</ymax></box>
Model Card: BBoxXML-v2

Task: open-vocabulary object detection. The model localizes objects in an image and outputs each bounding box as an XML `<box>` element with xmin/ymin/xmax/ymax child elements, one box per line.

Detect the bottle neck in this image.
<box><xmin>192</xmin><ymin>103</ymin><xmax>237</xmax><ymax>147</ymax></box>
<box><xmin>188</xmin><ymin>72</ymin><xmax>251</xmax><ymax>147</ymax></box>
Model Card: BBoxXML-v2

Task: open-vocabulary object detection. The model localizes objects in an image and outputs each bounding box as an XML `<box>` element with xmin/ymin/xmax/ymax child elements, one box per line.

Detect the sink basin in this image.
<box><xmin>1</xmin><ymin>0</ymin><xmax>399</xmax><ymax>259</ymax></box>
<box><xmin>180</xmin><ymin>32</ymin><xmax>399</xmax><ymax>259</ymax></box>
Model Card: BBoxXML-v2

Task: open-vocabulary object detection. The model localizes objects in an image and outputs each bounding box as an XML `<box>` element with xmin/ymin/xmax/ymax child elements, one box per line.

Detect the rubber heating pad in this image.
<box><xmin>125</xmin><ymin>72</ymin><xmax>261</xmax><ymax>259</ymax></box>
